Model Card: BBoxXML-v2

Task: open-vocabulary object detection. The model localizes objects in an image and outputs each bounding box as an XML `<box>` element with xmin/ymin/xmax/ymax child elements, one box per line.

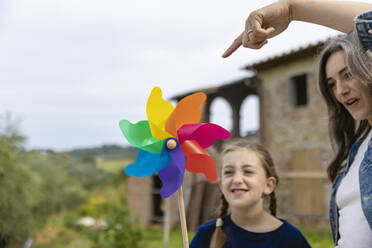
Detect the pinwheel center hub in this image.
<box><xmin>166</xmin><ymin>139</ymin><xmax>177</xmax><ymax>150</ymax></box>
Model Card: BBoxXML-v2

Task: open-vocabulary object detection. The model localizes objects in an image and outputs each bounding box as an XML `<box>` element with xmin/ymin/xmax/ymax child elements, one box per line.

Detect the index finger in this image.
<box><xmin>222</xmin><ymin>32</ymin><xmax>243</xmax><ymax>58</ymax></box>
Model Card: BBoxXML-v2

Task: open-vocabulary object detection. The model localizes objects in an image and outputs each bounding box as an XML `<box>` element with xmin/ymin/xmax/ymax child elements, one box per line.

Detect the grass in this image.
<box><xmin>32</xmin><ymin>181</ymin><xmax>127</xmax><ymax>248</ymax></box>
<box><xmin>140</xmin><ymin>226</ymin><xmax>195</xmax><ymax>248</ymax></box>
<box><xmin>32</xmin><ymin>215</ymin><xmax>194</xmax><ymax>248</ymax></box>
<box><xmin>300</xmin><ymin>225</ymin><xmax>333</xmax><ymax>248</ymax></box>
<box><xmin>32</xmin><ymin>211</ymin><xmax>93</xmax><ymax>248</ymax></box>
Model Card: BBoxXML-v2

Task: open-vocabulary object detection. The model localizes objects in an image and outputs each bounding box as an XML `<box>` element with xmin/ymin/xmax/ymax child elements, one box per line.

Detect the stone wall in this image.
<box><xmin>126</xmin><ymin>175</ymin><xmax>180</xmax><ymax>227</ymax></box>
<box><xmin>258</xmin><ymin>55</ymin><xmax>334</xmax><ymax>225</ymax></box>
<box><xmin>126</xmin><ymin>176</ymin><xmax>152</xmax><ymax>226</ymax></box>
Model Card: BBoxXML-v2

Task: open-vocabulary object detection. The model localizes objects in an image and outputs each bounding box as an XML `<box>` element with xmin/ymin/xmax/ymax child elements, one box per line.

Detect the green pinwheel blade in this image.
<box><xmin>119</xmin><ymin>119</ymin><xmax>164</xmax><ymax>154</ymax></box>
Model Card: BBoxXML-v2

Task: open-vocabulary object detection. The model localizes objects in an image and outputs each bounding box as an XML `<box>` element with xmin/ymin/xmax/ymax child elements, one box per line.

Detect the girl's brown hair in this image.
<box><xmin>209</xmin><ymin>142</ymin><xmax>279</xmax><ymax>248</ymax></box>
<box><xmin>318</xmin><ymin>36</ymin><xmax>372</xmax><ymax>182</ymax></box>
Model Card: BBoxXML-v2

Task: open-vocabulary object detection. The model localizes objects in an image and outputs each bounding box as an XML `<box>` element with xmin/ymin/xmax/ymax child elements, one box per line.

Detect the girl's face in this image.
<box><xmin>219</xmin><ymin>149</ymin><xmax>276</xmax><ymax>210</ymax></box>
<box><xmin>326</xmin><ymin>51</ymin><xmax>372</xmax><ymax>124</ymax></box>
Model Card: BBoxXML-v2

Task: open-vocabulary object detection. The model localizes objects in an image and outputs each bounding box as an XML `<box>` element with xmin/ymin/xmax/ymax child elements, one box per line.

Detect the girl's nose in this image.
<box><xmin>232</xmin><ymin>172</ymin><xmax>243</xmax><ymax>183</ymax></box>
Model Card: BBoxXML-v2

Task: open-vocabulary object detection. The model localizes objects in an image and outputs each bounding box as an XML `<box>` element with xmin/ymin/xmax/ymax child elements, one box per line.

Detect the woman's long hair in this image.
<box><xmin>318</xmin><ymin>36</ymin><xmax>372</xmax><ymax>182</ymax></box>
<box><xmin>209</xmin><ymin>142</ymin><xmax>279</xmax><ymax>248</ymax></box>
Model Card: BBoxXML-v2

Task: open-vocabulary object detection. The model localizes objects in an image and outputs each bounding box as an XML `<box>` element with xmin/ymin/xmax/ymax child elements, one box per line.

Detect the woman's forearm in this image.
<box><xmin>222</xmin><ymin>0</ymin><xmax>372</xmax><ymax>57</ymax></box>
<box><xmin>287</xmin><ymin>0</ymin><xmax>372</xmax><ymax>33</ymax></box>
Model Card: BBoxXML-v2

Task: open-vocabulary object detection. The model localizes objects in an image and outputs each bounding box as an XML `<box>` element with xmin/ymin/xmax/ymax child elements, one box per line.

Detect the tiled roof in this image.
<box><xmin>243</xmin><ymin>37</ymin><xmax>338</xmax><ymax>71</ymax></box>
<box><xmin>170</xmin><ymin>77</ymin><xmax>256</xmax><ymax>101</ymax></box>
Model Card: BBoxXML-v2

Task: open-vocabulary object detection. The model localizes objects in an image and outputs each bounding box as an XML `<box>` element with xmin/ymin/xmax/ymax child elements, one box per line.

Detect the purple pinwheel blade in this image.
<box><xmin>158</xmin><ymin>139</ymin><xmax>186</xmax><ymax>198</ymax></box>
<box><xmin>125</xmin><ymin>146</ymin><xmax>171</xmax><ymax>177</ymax></box>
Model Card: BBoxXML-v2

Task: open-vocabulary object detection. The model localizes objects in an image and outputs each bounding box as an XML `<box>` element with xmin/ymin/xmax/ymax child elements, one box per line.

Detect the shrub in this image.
<box><xmin>79</xmin><ymin>196</ymin><xmax>143</xmax><ymax>248</ymax></box>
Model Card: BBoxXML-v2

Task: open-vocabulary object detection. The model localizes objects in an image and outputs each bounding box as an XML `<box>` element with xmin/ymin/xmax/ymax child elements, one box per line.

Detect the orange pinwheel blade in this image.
<box><xmin>181</xmin><ymin>140</ymin><xmax>217</xmax><ymax>181</ymax></box>
<box><xmin>165</xmin><ymin>92</ymin><xmax>206</xmax><ymax>138</ymax></box>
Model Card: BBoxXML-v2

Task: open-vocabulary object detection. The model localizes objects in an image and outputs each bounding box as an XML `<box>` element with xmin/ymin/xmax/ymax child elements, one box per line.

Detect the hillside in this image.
<box><xmin>68</xmin><ymin>144</ymin><xmax>138</xmax><ymax>160</ymax></box>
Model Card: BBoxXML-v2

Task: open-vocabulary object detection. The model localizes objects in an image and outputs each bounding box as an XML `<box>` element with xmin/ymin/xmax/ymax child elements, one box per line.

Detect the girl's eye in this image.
<box><xmin>223</xmin><ymin>170</ymin><xmax>232</xmax><ymax>175</ymax></box>
<box><xmin>244</xmin><ymin>170</ymin><xmax>253</xmax><ymax>174</ymax></box>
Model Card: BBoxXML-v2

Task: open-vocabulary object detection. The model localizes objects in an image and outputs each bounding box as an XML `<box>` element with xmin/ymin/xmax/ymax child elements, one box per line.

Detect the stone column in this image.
<box><xmin>230</xmin><ymin>103</ymin><xmax>241</xmax><ymax>137</ymax></box>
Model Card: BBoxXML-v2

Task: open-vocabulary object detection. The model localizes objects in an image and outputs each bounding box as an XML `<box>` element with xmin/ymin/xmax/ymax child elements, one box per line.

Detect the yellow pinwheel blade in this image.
<box><xmin>146</xmin><ymin>87</ymin><xmax>174</xmax><ymax>140</ymax></box>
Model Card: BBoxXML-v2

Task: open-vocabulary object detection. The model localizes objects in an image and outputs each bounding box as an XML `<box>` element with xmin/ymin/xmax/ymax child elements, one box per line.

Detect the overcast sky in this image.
<box><xmin>2</xmin><ymin>0</ymin><xmax>366</xmax><ymax>151</ymax></box>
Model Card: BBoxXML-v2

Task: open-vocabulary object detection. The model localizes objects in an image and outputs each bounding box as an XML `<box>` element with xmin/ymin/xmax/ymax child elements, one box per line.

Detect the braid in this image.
<box><xmin>219</xmin><ymin>194</ymin><xmax>229</xmax><ymax>219</ymax></box>
<box><xmin>209</xmin><ymin>194</ymin><xmax>229</xmax><ymax>248</ymax></box>
<box><xmin>269</xmin><ymin>191</ymin><xmax>277</xmax><ymax>217</ymax></box>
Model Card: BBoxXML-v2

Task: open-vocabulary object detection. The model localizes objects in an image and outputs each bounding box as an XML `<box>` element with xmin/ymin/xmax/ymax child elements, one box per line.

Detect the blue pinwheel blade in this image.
<box><xmin>125</xmin><ymin>146</ymin><xmax>171</xmax><ymax>177</ymax></box>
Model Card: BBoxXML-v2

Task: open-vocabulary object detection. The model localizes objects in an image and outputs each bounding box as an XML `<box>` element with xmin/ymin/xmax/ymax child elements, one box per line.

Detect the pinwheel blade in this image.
<box><xmin>165</xmin><ymin>92</ymin><xmax>206</xmax><ymax>138</ymax></box>
<box><xmin>158</xmin><ymin>138</ymin><xmax>186</xmax><ymax>198</ymax></box>
<box><xmin>119</xmin><ymin>119</ymin><xmax>164</xmax><ymax>154</ymax></box>
<box><xmin>177</xmin><ymin>123</ymin><xmax>230</xmax><ymax>148</ymax></box>
<box><xmin>146</xmin><ymin>87</ymin><xmax>174</xmax><ymax>140</ymax></box>
<box><xmin>124</xmin><ymin>146</ymin><xmax>171</xmax><ymax>177</ymax></box>
<box><xmin>181</xmin><ymin>140</ymin><xmax>217</xmax><ymax>181</ymax></box>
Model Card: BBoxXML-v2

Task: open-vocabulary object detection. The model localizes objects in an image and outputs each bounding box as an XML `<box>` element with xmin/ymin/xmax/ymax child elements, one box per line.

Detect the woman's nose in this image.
<box><xmin>335</xmin><ymin>80</ymin><xmax>350</xmax><ymax>97</ymax></box>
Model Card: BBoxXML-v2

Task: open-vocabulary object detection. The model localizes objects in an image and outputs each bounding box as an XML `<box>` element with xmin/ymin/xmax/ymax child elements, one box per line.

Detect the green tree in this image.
<box><xmin>0</xmin><ymin>114</ymin><xmax>33</xmax><ymax>246</ymax></box>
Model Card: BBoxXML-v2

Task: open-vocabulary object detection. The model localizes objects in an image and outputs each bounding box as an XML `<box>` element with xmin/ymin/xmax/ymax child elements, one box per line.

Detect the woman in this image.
<box><xmin>320</xmin><ymin>36</ymin><xmax>372</xmax><ymax>247</ymax></box>
<box><xmin>221</xmin><ymin>1</ymin><xmax>372</xmax><ymax>246</ymax></box>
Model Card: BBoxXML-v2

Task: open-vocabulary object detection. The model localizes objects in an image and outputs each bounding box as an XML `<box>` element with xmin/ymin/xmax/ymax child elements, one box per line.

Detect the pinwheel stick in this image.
<box><xmin>177</xmin><ymin>186</ymin><xmax>189</xmax><ymax>248</ymax></box>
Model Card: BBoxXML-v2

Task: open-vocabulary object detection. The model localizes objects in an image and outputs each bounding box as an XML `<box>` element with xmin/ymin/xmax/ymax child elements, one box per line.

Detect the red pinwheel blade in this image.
<box><xmin>181</xmin><ymin>140</ymin><xmax>217</xmax><ymax>181</ymax></box>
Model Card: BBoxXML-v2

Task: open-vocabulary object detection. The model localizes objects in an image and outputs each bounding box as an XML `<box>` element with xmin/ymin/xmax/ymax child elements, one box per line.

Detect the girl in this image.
<box><xmin>190</xmin><ymin>142</ymin><xmax>311</xmax><ymax>248</ymax></box>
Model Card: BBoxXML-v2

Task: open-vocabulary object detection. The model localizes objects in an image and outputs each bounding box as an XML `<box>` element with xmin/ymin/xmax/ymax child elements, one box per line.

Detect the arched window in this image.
<box><xmin>210</xmin><ymin>97</ymin><xmax>232</xmax><ymax>132</ymax></box>
<box><xmin>240</xmin><ymin>95</ymin><xmax>259</xmax><ymax>137</ymax></box>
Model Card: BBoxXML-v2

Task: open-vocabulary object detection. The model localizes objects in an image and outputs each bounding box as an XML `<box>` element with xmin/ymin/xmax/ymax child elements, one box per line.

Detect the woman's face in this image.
<box><xmin>219</xmin><ymin>149</ymin><xmax>275</xmax><ymax>210</ymax></box>
<box><xmin>326</xmin><ymin>51</ymin><xmax>372</xmax><ymax>125</ymax></box>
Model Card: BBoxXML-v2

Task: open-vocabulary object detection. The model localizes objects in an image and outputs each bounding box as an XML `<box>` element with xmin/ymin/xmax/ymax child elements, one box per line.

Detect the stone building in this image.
<box><xmin>126</xmin><ymin>39</ymin><xmax>335</xmax><ymax>230</ymax></box>
<box><xmin>248</xmin><ymin>41</ymin><xmax>333</xmax><ymax>226</ymax></box>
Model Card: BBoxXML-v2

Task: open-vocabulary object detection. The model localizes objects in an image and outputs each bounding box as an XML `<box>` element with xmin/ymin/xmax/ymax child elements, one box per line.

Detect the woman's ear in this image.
<box><xmin>264</xmin><ymin>177</ymin><xmax>277</xmax><ymax>195</ymax></box>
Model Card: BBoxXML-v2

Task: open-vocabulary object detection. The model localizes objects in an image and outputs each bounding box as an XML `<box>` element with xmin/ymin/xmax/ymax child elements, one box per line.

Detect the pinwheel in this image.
<box><xmin>119</xmin><ymin>87</ymin><xmax>230</xmax><ymax>247</ymax></box>
<box><xmin>119</xmin><ymin>87</ymin><xmax>230</xmax><ymax>198</ymax></box>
